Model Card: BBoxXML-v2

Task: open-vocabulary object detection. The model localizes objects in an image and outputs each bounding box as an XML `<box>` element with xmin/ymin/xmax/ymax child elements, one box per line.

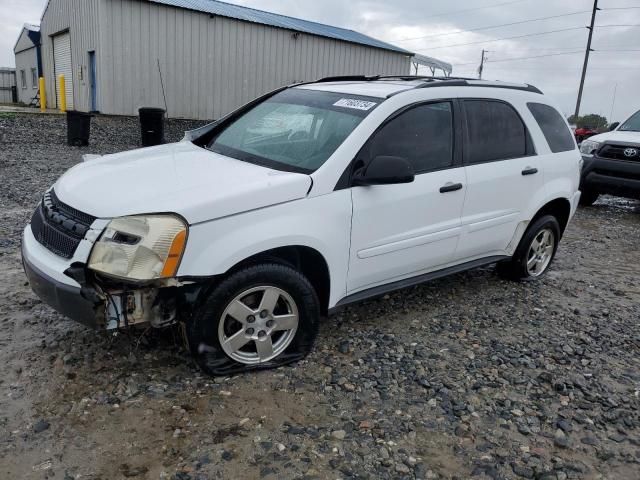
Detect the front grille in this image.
<box><xmin>598</xmin><ymin>144</ymin><xmax>640</xmax><ymax>161</ymax></box>
<box><xmin>30</xmin><ymin>190</ymin><xmax>97</xmax><ymax>259</ymax></box>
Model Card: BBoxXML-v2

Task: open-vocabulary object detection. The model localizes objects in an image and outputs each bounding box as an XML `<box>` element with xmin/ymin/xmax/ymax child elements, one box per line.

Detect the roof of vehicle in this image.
<box><xmin>295</xmin><ymin>76</ymin><xmax>543</xmax><ymax>99</ymax></box>
<box><xmin>149</xmin><ymin>0</ymin><xmax>412</xmax><ymax>54</ymax></box>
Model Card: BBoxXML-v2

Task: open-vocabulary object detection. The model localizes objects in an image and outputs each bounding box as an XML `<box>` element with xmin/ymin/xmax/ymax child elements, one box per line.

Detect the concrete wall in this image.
<box><xmin>40</xmin><ymin>0</ymin><xmax>102</xmax><ymax>110</ymax></box>
<box><xmin>41</xmin><ymin>0</ymin><xmax>410</xmax><ymax>119</ymax></box>
<box><xmin>15</xmin><ymin>48</ymin><xmax>39</xmax><ymax>104</ymax></box>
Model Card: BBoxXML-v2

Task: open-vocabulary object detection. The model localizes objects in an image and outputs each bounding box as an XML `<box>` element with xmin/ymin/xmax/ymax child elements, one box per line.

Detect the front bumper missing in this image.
<box><xmin>22</xmin><ymin>246</ymin><xmax>105</xmax><ymax>329</ymax></box>
<box><xmin>22</xmin><ymin>226</ymin><xmax>197</xmax><ymax>331</ymax></box>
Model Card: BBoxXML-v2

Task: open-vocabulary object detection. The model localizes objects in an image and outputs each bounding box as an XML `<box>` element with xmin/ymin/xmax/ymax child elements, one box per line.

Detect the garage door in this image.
<box><xmin>53</xmin><ymin>32</ymin><xmax>73</xmax><ymax>109</ymax></box>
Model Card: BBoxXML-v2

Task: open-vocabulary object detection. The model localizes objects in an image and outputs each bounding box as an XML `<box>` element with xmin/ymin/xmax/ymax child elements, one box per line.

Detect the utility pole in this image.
<box><xmin>608</xmin><ymin>82</ymin><xmax>618</xmax><ymax>124</ymax></box>
<box><xmin>574</xmin><ymin>0</ymin><xmax>599</xmax><ymax>118</ymax></box>
<box><xmin>478</xmin><ymin>49</ymin><xmax>486</xmax><ymax>79</ymax></box>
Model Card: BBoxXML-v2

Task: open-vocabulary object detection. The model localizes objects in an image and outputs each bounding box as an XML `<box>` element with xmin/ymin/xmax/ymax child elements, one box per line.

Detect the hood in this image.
<box><xmin>54</xmin><ymin>142</ymin><xmax>311</xmax><ymax>224</ymax></box>
<box><xmin>587</xmin><ymin>130</ymin><xmax>640</xmax><ymax>144</ymax></box>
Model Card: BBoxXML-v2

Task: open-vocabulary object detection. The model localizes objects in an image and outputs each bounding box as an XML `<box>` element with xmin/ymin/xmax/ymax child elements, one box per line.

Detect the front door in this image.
<box><xmin>88</xmin><ymin>51</ymin><xmax>97</xmax><ymax>112</ymax></box>
<box><xmin>348</xmin><ymin>101</ymin><xmax>467</xmax><ymax>293</ymax></box>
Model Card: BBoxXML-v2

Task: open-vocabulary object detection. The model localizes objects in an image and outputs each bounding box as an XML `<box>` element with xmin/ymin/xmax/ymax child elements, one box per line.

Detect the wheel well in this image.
<box><xmin>532</xmin><ymin>198</ymin><xmax>571</xmax><ymax>236</ymax></box>
<box><xmin>231</xmin><ymin>246</ymin><xmax>331</xmax><ymax>315</ymax></box>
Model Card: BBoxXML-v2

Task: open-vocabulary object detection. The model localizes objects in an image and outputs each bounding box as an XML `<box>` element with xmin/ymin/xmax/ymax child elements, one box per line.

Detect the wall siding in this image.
<box><xmin>15</xmin><ymin>29</ymin><xmax>37</xmax><ymax>54</ymax></box>
<box><xmin>99</xmin><ymin>0</ymin><xmax>410</xmax><ymax>119</ymax></box>
<box><xmin>41</xmin><ymin>0</ymin><xmax>410</xmax><ymax>119</ymax></box>
<box><xmin>0</xmin><ymin>70</ymin><xmax>16</xmax><ymax>103</ymax></box>
<box><xmin>40</xmin><ymin>0</ymin><xmax>101</xmax><ymax>110</ymax></box>
<box><xmin>15</xmin><ymin>49</ymin><xmax>39</xmax><ymax>103</ymax></box>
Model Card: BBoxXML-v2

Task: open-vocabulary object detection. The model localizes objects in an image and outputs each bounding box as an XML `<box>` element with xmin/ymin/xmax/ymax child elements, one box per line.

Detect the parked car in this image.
<box><xmin>22</xmin><ymin>76</ymin><xmax>582</xmax><ymax>376</ymax></box>
<box><xmin>579</xmin><ymin>108</ymin><xmax>640</xmax><ymax>205</ymax></box>
<box><xmin>574</xmin><ymin>125</ymin><xmax>599</xmax><ymax>144</ymax></box>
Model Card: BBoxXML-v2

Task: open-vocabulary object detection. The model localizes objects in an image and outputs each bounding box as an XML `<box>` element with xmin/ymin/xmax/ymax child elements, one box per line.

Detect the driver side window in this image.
<box><xmin>366</xmin><ymin>102</ymin><xmax>454</xmax><ymax>174</ymax></box>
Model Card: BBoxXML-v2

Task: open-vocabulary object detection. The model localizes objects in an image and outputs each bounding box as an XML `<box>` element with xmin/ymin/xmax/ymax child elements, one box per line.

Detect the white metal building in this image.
<box><xmin>13</xmin><ymin>24</ymin><xmax>42</xmax><ymax>105</ymax></box>
<box><xmin>37</xmin><ymin>0</ymin><xmax>449</xmax><ymax>120</ymax></box>
<box><xmin>0</xmin><ymin>68</ymin><xmax>17</xmax><ymax>103</ymax></box>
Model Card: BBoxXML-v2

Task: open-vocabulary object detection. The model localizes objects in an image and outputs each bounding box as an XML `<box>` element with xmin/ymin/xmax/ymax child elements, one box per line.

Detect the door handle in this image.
<box><xmin>439</xmin><ymin>182</ymin><xmax>463</xmax><ymax>193</ymax></box>
<box><xmin>522</xmin><ymin>167</ymin><xmax>538</xmax><ymax>176</ymax></box>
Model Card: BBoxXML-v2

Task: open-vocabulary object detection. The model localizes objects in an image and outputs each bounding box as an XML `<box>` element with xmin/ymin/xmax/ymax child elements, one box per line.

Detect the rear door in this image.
<box><xmin>347</xmin><ymin>100</ymin><xmax>467</xmax><ymax>292</ymax></box>
<box><xmin>455</xmin><ymin>98</ymin><xmax>544</xmax><ymax>260</ymax></box>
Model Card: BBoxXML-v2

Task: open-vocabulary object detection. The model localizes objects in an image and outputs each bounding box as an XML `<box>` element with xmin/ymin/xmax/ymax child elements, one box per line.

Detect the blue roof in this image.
<box><xmin>150</xmin><ymin>0</ymin><xmax>413</xmax><ymax>55</ymax></box>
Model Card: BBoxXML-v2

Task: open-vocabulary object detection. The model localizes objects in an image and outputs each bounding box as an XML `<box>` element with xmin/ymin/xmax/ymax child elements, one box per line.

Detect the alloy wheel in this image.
<box><xmin>526</xmin><ymin>228</ymin><xmax>555</xmax><ymax>276</ymax></box>
<box><xmin>217</xmin><ymin>286</ymin><xmax>299</xmax><ymax>364</ymax></box>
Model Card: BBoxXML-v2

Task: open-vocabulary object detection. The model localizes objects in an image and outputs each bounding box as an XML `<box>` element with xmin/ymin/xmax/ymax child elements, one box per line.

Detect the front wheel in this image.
<box><xmin>497</xmin><ymin>215</ymin><xmax>560</xmax><ymax>281</ymax></box>
<box><xmin>188</xmin><ymin>263</ymin><xmax>320</xmax><ymax>376</ymax></box>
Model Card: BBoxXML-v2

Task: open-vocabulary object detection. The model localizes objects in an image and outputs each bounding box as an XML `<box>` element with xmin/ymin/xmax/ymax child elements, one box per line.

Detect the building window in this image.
<box><xmin>31</xmin><ymin>68</ymin><xmax>38</xmax><ymax>88</ymax></box>
<box><xmin>20</xmin><ymin>70</ymin><xmax>27</xmax><ymax>89</ymax></box>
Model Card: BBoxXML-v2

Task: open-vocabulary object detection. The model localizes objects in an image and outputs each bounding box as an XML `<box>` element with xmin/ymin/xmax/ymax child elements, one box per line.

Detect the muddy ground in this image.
<box><xmin>0</xmin><ymin>113</ymin><xmax>639</xmax><ymax>480</ymax></box>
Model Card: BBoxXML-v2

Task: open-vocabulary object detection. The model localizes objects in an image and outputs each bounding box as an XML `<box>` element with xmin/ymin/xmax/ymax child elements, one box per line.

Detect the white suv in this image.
<box><xmin>22</xmin><ymin>76</ymin><xmax>582</xmax><ymax>375</ymax></box>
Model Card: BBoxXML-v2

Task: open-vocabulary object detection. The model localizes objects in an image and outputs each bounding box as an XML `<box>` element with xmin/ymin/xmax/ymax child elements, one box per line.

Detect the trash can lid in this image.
<box><xmin>139</xmin><ymin>107</ymin><xmax>166</xmax><ymax>114</ymax></box>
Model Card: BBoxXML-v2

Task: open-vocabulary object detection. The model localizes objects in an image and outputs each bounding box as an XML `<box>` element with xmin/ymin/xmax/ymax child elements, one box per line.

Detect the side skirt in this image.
<box><xmin>328</xmin><ymin>255</ymin><xmax>509</xmax><ymax>314</ymax></box>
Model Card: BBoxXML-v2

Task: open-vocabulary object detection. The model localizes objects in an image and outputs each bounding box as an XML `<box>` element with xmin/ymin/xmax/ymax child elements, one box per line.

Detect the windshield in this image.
<box><xmin>208</xmin><ymin>88</ymin><xmax>381</xmax><ymax>173</ymax></box>
<box><xmin>619</xmin><ymin>109</ymin><xmax>640</xmax><ymax>132</ymax></box>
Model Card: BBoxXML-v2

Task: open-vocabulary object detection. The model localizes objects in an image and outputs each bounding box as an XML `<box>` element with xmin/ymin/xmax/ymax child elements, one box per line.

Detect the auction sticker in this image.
<box><xmin>333</xmin><ymin>98</ymin><xmax>377</xmax><ymax>111</ymax></box>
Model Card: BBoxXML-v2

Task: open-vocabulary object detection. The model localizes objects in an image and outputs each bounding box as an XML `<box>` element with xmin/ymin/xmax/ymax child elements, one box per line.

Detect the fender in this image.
<box><xmin>177</xmin><ymin>191</ymin><xmax>353</xmax><ymax>307</ymax></box>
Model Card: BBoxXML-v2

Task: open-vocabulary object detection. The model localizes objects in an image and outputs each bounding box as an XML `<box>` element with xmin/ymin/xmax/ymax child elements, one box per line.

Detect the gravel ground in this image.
<box><xmin>1</xmin><ymin>113</ymin><xmax>639</xmax><ymax>480</ymax></box>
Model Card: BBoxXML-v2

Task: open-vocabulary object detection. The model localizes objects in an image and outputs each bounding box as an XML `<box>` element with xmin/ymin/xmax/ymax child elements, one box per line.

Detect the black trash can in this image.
<box><xmin>66</xmin><ymin>111</ymin><xmax>92</xmax><ymax>146</ymax></box>
<box><xmin>139</xmin><ymin>107</ymin><xmax>165</xmax><ymax>147</ymax></box>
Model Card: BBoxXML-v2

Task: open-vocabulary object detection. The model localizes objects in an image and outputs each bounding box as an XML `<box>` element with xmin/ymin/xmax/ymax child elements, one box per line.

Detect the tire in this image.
<box><xmin>497</xmin><ymin>215</ymin><xmax>561</xmax><ymax>281</ymax></box>
<box><xmin>579</xmin><ymin>190</ymin><xmax>599</xmax><ymax>206</ymax></box>
<box><xmin>188</xmin><ymin>263</ymin><xmax>320</xmax><ymax>376</ymax></box>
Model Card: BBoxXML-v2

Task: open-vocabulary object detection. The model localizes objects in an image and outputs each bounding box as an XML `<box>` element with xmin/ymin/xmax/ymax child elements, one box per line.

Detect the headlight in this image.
<box><xmin>579</xmin><ymin>140</ymin><xmax>600</xmax><ymax>155</ymax></box>
<box><xmin>88</xmin><ymin>215</ymin><xmax>187</xmax><ymax>281</ymax></box>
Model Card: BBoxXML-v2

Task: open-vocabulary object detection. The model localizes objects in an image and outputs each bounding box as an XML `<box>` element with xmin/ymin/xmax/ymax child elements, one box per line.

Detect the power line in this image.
<box><xmin>595</xmin><ymin>24</ymin><xmax>640</xmax><ymax>28</ymax></box>
<box><xmin>595</xmin><ymin>48</ymin><xmax>640</xmax><ymax>52</ymax></box>
<box><xmin>601</xmin><ymin>6</ymin><xmax>640</xmax><ymax>10</ymax></box>
<box><xmin>451</xmin><ymin>50</ymin><xmax>584</xmax><ymax>66</ymax></box>
<box><xmin>418</xmin><ymin>0</ymin><xmax>528</xmax><ymax>20</ymax></box>
<box><xmin>392</xmin><ymin>11</ymin><xmax>591</xmax><ymax>42</ymax></box>
<box><xmin>450</xmin><ymin>47</ymin><xmax>639</xmax><ymax>67</ymax></box>
<box><xmin>417</xmin><ymin>26</ymin><xmax>586</xmax><ymax>50</ymax></box>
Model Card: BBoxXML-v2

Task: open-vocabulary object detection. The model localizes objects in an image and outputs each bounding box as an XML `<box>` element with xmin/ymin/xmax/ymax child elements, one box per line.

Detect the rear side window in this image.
<box><xmin>527</xmin><ymin>103</ymin><xmax>576</xmax><ymax>153</ymax></box>
<box><xmin>463</xmin><ymin>100</ymin><xmax>529</xmax><ymax>164</ymax></box>
<box><xmin>366</xmin><ymin>102</ymin><xmax>454</xmax><ymax>173</ymax></box>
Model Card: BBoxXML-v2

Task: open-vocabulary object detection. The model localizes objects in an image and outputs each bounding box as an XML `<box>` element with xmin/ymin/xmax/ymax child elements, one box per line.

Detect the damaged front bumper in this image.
<box><xmin>22</xmin><ymin>243</ymin><xmax>104</xmax><ymax>328</ymax></box>
<box><xmin>22</xmin><ymin>225</ymin><xmax>203</xmax><ymax>330</ymax></box>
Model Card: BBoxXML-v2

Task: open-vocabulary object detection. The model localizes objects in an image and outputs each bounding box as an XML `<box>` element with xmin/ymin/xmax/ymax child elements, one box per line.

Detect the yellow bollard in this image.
<box><xmin>58</xmin><ymin>74</ymin><xmax>66</xmax><ymax>113</ymax></box>
<box><xmin>39</xmin><ymin>77</ymin><xmax>46</xmax><ymax>112</ymax></box>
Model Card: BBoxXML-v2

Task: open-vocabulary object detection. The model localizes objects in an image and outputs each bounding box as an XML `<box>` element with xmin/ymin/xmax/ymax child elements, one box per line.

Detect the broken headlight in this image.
<box><xmin>88</xmin><ymin>215</ymin><xmax>187</xmax><ymax>281</ymax></box>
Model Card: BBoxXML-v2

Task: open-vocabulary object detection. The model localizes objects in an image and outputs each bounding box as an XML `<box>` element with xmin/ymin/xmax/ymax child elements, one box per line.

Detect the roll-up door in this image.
<box><xmin>53</xmin><ymin>32</ymin><xmax>73</xmax><ymax>109</ymax></box>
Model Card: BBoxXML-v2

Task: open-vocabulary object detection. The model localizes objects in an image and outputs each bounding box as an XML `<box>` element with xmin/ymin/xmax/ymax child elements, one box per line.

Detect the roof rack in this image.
<box><xmin>314</xmin><ymin>75</ymin><xmax>382</xmax><ymax>83</ymax></box>
<box><xmin>387</xmin><ymin>77</ymin><xmax>543</xmax><ymax>97</ymax></box>
<box><xmin>304</xmin><ymin>75</ymin><xmax>543</xmax><ymax>95</ymax></box>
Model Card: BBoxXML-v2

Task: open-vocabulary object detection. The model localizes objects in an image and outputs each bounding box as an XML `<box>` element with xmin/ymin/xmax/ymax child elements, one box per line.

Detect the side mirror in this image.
<box><xmin>352</xmin><ymin>156</ymin><xmax>415</xmax><ymax>186</ymax></box>
<box><xmin>609</xmin><ymin>122</ymin><xmax>619</xmax><ymax>131</ymax></box>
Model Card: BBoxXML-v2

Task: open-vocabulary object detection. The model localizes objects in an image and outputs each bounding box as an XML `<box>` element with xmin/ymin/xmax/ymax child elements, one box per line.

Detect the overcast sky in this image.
<box><xmin>1</xmin><ymin>0</ymin><xmax>639</xmax><ymax>121</ymax></box>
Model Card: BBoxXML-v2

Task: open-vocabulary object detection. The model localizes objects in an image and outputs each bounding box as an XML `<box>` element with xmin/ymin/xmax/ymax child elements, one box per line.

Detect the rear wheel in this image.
<box><xmin>497</xmin><ymin>215</ymin><xmax>560</xmax><ymax>281</ymax></box>
<box><xmin>579</xmin><ymin>190</ymin><xmax>599</xmax><ymax>206</ymax></box>
<box><xmin>188</xmin><ymin>263</ymin><xmax>320</xmax><ymax>376</ymax></box>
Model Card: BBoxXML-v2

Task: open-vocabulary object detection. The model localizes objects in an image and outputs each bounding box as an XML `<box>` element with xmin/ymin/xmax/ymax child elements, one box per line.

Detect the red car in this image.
<box><xmin>575</xmin><ymin>126</ymin><xmax>598</xmax><ymax>143</ymax></box>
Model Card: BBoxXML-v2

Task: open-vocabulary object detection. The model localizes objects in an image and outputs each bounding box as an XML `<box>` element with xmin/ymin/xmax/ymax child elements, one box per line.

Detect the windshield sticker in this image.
<box><xmin>333</xmin><ymin>98</ymin><xmax>377</xmax><ymax>111</ymax></box>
